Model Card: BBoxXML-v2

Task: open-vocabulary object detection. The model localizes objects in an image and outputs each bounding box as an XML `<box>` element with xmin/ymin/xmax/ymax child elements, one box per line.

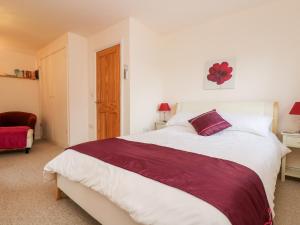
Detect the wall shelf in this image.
<box><xmin>0</xmin><ymin>74</ymin><xmax>38</xmax><ymax>80</ymax></box>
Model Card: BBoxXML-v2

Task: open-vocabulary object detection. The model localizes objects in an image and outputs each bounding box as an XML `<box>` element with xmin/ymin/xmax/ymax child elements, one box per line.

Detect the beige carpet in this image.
<box><xmin>1</xmin><ymin>141</ymin><xmax>299</xmax><ymax>225</ymax></box>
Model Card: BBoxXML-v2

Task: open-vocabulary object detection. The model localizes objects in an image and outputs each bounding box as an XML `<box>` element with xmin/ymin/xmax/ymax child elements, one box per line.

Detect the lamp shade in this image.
<box><xmin>289</xmin><ymin>102</ymin><xmax>300</xmax><ymax>115</ymax></box>
<box><xmin>158</xmin><ymin>103</ymin><xmax>171</xmax><ymax>112</ymax></box>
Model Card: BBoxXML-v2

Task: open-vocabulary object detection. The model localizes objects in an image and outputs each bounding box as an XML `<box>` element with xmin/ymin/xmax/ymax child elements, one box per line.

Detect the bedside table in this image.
<box><xmin>281</xmin><ymin>132</ymin><xmax>300</xmax><ymax>181</ymax></box>
<box><xmin>155</xmin><ymin>121</ymin><xmax>167</xmax><ymax>130</ymax></box>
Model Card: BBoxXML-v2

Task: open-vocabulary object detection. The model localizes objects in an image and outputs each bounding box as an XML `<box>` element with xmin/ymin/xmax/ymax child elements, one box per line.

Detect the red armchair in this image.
<box><xmin>0</xmin><ymin>112</ymin><xmax>37</xmax><ymax>153</ymax></box>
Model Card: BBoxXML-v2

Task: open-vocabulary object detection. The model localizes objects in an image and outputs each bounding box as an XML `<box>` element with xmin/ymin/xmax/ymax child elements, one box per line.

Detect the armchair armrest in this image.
<box><xmin>26</xmin><ymin>114</ymin><xmax>37</xmax><ymax>130</ymax></box>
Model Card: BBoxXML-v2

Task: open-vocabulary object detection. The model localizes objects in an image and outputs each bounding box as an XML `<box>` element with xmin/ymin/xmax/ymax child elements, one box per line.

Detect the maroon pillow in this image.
<box><xmin>188</xmin><ymin>110</ymin><xmax>231</xmax><ymax>136</ymax></box>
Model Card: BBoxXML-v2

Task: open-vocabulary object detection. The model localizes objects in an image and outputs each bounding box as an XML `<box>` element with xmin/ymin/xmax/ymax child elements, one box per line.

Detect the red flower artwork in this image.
<box><xmin>207</xmin><ymin>62</ymin><xmax>233</xmax><ymax>85</ymax></box>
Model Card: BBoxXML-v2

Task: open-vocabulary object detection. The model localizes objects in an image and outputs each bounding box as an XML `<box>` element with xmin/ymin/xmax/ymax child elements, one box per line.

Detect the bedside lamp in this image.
<box><xmin>158</xmin><ymin>103</ymin><xmax>171</xmax><ymax>122</ymax></box>
<box><xmin>289</xmin><ymin>102</ymin><xmax>300</xmax><ymax>132</ymax></box>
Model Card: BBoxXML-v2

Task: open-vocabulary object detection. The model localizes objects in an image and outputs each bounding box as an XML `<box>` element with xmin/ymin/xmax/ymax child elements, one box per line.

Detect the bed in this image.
<box><xmin>44</xmin><ymin>101</ymin><xmax>286</xmax><ymax>225</ymax></box>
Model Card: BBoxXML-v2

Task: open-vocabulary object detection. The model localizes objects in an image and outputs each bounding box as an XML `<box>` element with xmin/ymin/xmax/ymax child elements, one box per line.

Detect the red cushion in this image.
<box><xmin>188</xmin><ymin>110</ymin><xmax>231</xmax><ymax>136</ymax></box>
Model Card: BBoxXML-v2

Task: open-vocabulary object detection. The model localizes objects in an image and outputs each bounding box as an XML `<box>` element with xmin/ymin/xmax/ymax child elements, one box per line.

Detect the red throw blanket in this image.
<box><xmin>70</xmin><ymin>138</ymin><xmax>272</xmax><ymax>225</ymax></box>
<box><xmin>0</xmin><ymin>126</ymin><xmax>29</xmax><ymax>149</ymax></box>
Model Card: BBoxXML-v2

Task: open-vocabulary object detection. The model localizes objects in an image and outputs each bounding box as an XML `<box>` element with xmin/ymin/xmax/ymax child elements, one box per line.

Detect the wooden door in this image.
<box><xmin>96</xmin><ymin>45</ymin><xmax>120</xmax><ymax>140</ymax></box>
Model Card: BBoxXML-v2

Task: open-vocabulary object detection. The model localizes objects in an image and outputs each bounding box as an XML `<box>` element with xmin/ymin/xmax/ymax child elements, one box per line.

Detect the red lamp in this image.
<box><xmin>158</xmin><ymin>103</ymin><xmax>171</xmax><ymax>122</ymax></box>
<box><xmin>289</xmin><ymin>102</ymin><xmax>300</xmax><ymax>115</ymax></box>
<box><xmin>289</xmin><ymin>102</ymin><xmax>300</xmax><ymax>133</ymax></box>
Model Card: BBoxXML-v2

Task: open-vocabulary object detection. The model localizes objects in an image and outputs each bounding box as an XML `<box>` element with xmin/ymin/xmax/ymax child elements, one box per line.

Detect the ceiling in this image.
<box><xmin>0</xmin><ymin>0</ymin><xmax>273</xmax><ymax>51</ymax></box>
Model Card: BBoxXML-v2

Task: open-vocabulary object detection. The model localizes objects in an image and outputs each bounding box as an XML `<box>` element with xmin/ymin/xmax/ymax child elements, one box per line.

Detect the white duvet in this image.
<box><xmin>44</xmin><ymin>126</ymin><xmax>286</xmax><ymax>225</ymax></box>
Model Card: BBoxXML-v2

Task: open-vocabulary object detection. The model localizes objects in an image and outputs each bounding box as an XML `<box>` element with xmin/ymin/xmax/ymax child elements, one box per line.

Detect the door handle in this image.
<box><xmin>94</xmin><ymin>100</ymin><xmax>100</xmax><ymax>104</ymax></box>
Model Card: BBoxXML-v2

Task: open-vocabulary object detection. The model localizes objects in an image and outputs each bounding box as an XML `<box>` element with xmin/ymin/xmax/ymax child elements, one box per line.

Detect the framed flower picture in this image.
<box><xmin>204</xmin><ymin>59</ymin><xmax>236</xmax><ymax>90</ymax></box>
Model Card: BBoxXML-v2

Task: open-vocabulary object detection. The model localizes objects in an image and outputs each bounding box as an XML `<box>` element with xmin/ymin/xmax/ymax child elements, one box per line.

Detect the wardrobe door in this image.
<box><xmin>51</xmin><ymin>49</ymin><xmax>68</xmax><ymax>147</ymax></box>
<box><xmin>40</xmin><ymin>55</ymin><xmax>55</xmax><ymax>141</ymax></box>
<box><xmin>40</xmin><ymin>49</ymin><xmax>68</xmax><ymax>147</ymax></box>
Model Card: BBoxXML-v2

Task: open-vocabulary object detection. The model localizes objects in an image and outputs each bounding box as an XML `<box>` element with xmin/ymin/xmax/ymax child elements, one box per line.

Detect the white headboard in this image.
<box><xmin>175</xmin><ymin>101</ymin><xmax>279</xmax><ymax>135</ymax></box>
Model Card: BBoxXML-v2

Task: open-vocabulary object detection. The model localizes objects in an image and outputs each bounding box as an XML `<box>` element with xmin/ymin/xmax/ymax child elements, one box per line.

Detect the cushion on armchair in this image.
<box><xmin>0</xmin><ymin>126</ymin><xmax>30</xmax><ymax>150</ymax></box>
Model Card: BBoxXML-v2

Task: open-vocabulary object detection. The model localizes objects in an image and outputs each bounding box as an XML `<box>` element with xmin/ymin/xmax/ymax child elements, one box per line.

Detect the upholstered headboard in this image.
<box><xmin>175</xmin><ymin>101</ymin><xmax>279</xmax><ymax>135</ymax></box>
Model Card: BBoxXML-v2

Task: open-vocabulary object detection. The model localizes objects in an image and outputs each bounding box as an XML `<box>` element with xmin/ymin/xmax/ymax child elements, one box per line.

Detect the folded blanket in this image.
<box><xmin>0</xmin><ymin>126</ymin><xmax>30</xmax><ymax>150</ymax></box>
<box><xmin>70</xmin><ymin>138</ymin><xmax>272</xmax><ymax>225</ymax></box>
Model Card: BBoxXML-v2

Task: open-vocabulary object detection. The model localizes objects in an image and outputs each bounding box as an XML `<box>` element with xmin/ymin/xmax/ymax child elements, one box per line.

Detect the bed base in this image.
<box><xmin>56</xmin><ymin>174</ymin><xmax>140</xmax><ymax>225</ymax></box>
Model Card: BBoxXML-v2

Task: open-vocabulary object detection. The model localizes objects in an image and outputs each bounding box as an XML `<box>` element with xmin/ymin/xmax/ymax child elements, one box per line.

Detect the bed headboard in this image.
<box><xmin>175</xmin><ymin>101</ymin><xmax>279</xmax><ymax>135</ymax></box>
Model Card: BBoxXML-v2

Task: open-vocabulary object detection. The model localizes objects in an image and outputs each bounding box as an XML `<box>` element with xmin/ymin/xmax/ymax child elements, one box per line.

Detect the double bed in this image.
<box><xmin>44</xmin><ymin>101</ymin><xmax>286</xmax><ymax>225</ymax></box>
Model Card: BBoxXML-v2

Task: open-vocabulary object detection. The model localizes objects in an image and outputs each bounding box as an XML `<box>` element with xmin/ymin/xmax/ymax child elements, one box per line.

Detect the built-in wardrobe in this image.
<box><xmin>38</xmin><ymin>33</ymin><xmax>89</xmax><ymax>147</ymax></box>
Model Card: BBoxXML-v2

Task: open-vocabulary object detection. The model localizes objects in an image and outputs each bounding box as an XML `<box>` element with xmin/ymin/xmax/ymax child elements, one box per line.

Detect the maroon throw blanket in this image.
<box><xmin>0</xmin><ymin>126</ymin><xmax>29</xmax><ymax>149</ymax></box>
<box><xmin>70</xmin><ymin>138</ymin><xmax>272</xmax><ymax>225</ymax></box>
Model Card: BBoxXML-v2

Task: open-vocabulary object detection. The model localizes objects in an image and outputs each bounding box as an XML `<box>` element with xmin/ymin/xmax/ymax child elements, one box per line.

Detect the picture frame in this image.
<box><xmin>203</xmin><ymin>58</ymin><xmax>236</xmax><ymax>90</ymax></box>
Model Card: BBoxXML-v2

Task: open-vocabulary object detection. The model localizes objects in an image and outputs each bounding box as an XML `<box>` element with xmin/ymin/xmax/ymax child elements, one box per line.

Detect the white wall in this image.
<box><xmin>36</xmin><ymin>0</ymin><xmax>300</xmax><ymax>140</ymax></box>
<box><xmin>88</xmin><ymin>19</ymin><xmax>130</xmax><ymax>139</ymax></box>
<box><xmin>129</xmin><ymin>18</ymin><xmax>163</xmax><ymax>133</ymax></box>
<box><xmin>0</xmin><ymin>49</ymin><xmax>36</xmax><ymax>75</ymax></box>
<box><xmin>87</xmin><ymin>18</ymin><xmax>163</xmax><ymax>138</ymax></box>
<box><xmin>161</xmin><ymin>0</ymin><xmax>300</xmax><ymax>132</ymax></box>
<box><xmin>0</xmin><ymin>49</ymin><xmax>41</xmax><ymax>138</ymax></box>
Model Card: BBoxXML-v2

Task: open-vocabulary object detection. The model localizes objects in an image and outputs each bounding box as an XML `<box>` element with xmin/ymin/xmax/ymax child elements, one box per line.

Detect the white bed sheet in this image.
<box><xmin>44</xmin><ymin>126</ymin><xmax>284</xmax><ymax>225</ymax></box>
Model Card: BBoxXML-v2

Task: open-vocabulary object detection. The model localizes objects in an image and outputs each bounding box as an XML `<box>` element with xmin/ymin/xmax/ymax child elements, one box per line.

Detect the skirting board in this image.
<box><xmin>57</xmin><ymin>174</ymin><xmax>141</xmax><ymax>225</ymax></box>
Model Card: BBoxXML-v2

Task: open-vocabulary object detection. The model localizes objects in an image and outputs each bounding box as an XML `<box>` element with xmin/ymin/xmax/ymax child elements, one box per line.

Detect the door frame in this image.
<box><xmin>93</xmin><ymin>41</ymin><xmax>124</xmax><ymax>139</ymax></box>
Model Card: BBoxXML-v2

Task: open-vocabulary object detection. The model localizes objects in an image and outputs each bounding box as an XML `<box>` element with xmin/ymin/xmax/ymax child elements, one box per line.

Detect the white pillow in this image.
<box><xmin>220</xmin><ymin>112</ymin><xmax>273</xmax><ymax>137</ymax></box>
<box><xmin>167</xmin><ymin>112</ymin><xmax>198</xmax><ymax>127</ymax></box>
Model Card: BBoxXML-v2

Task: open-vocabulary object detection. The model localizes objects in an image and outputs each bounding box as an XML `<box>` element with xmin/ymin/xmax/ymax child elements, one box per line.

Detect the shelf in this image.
<box><xmin>0</xmin><ymin>74</ymin><xmax>38</xmax><ymax>80</ymax></box>
<box><xmin>286</xmin><ymin>167</ymin><xmax>300</xmax><ymax>178</ymax></box>
<box><xmin>286</xmin><ymin>149</ymin><xmax>300</xmax><ymax>168</ymax></box>
<box><xmin>285</xmin><ymin>149</ymin><xmax>300</xmax><ymax>178</ymax></box>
